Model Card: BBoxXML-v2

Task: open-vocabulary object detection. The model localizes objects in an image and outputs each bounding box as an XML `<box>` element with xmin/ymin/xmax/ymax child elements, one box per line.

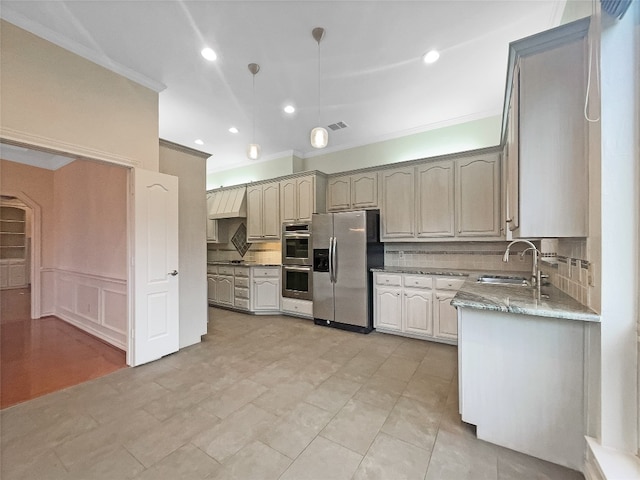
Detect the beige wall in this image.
<box><xmin>208</xmin><ymin>115</ymin><xmax>501</xmax><ymax>187</ymax></box>
<box><xmin>159</xmin><ymin>142</ymin><xmax>208</xmax><ymax>348</ymax></box>
<box><xmin>0</xmin><ymin>160</ymin><xmax>55</xmax><ymax>268</ymax></box>
<box><xmin>53</xmin><ymin>160</ymin><xmax>128</xmax><ymax>279</ymax></box>
<box><xmin>0</xmin><ymin>20</ymin><xmax>159</xmax><ymax>171</ymax></box>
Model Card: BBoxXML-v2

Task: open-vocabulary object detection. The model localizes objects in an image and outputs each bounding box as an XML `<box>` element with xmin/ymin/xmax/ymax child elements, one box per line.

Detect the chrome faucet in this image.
<box><xmin>502</xmin><ymin>240</ymin><xmax>540</xmax><ymax>288</ymax></box>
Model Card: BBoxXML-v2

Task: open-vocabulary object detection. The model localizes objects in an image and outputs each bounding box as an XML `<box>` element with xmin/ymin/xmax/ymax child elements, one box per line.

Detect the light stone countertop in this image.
<box><xmin>370</xmin><ymin>266</ymin><xmax>470</xmax><ymax>276</ymax></box>
<box><xmin>451</xmin><ymin>273</ymin><xmax>600</xmax><ymax>322</ymax></box>
<box><xmin>371</xmin><ymin>267</ymin><xmax>599</xmax><ymax>322</ymax></box>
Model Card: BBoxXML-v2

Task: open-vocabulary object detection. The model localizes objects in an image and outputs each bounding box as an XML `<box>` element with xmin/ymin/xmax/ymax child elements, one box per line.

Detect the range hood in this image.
<box><xmin>207</xmin><ymin>186</ymin><xmax>247</xmax><ymax>219</ymax></box>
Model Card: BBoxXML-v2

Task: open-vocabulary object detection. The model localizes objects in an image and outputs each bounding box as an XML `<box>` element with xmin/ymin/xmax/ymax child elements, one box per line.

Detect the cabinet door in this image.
<box><xmin>351</xmin><ymin>172</ymin><xmax>378</xmax><ymax>209</ymax></box>
<box><xmin>262</xmin><ymin>183</ymin><xmax>281</xmax><ymax>239</ymax></box>
<box><xmin>296</xmin><ymin>176</ymin><xmax>314</xmax><ymax>222</ymax></box>
<box><xmin>374</xmin><ymin>286</ymin><xmax>402</xmax><ymax>331</ymax></box>
<box><xmin>280</xmin><ymin>179</ymin><xmax>298</xmax><ymax>223</ymax></box>
<box><xmin>246</xmin><ymin>185</ymin><xmax>263</xmax><ymax>239</ymax></box>
<box><xmin>416</xmin><ymin>160</ymin><xmax>454</xmax><ymax>237</ymax></box>
<box><xmin>327</xmin><ymin>176</ymin><xmax>351</xmax><ymax>211</ymax></box>
<box><xmin>506</xmin><ymin>66</ymin><xmax>520</xmax><ymax>232</ymax></box>
<box><xmin>519</xmin><ymin>38</ymin><xmax>587</xmax><ymax>237</ymax></box>
<box><xmin>207</xmin><ymin>276</ymin><xmax>216</xmax><ymax>302</ymax></box>
<box><xmin>403</xmin><ymin>288</ymin><xmax>433</xmax><ymax>336</ymax></box>
<box><xmin>206</xmin><ymin>218</ymin><xmax>218</xmax><ymax>242</ymax></box>
<box><xmin>216</xmin><ymin>276</ymin><xmax>234</xmax><ymax>306</ymax></box>
<box><xmin>381</xmin><ymin>168</ymin><xmax>415</xmax><ymax>239</ymax></box>
<box><xmin>456</xmin><ymin>156</ymin><xmax>500</xmax><ymax>237</ymax></box>
<box><xmin>434</xmin><ymin>291</ymin><xmax>458</xmax><ymax>340</ymax></box>
<box><xmin>252</xmin><ymin>278</ymin><xmax>280</xmax><ymax>311</ymax></box>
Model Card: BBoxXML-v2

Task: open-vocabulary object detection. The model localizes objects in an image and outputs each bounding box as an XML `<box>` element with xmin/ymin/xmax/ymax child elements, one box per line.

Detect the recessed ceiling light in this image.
<box><xmin>284</xmin><ymin>105</ymin><xmax>295</xmax><ymax>114</ymax></box>
<box><xmin>201</xmin><ymin>47</ymin><xmax>217</xmax><ymax>61</ymax></box>
<box><xmin>194</xmin><ymin>139</ymin><xmax>204</xmax><ymax>145</ymax></box>
<box><xmin>423</xmin><ymin>50</ymin><xmax>440</xmax><ymax>64</ymax></box>
<box><xmin>229</xmin><ymin>127</ymin><xmax>239</xmax><ymax>134</ymax></box>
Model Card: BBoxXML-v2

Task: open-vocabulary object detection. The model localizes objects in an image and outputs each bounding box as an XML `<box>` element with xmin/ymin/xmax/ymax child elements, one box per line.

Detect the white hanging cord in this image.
<box><xmin>584</xmin><ymin>1</ymin><xmax>601</xmax><ymax>123</ymax></box>
<box><xmin>584</xmin><ymin>37</ymin><xmax>601</xmax><ymax>123</ymax></box>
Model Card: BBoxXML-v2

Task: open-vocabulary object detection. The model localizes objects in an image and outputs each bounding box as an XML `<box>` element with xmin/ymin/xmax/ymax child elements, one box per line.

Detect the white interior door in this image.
<box><xmin>130</xmin><ymin>168</ymin><xmax>179</xmax><ymax>366</ymax></box>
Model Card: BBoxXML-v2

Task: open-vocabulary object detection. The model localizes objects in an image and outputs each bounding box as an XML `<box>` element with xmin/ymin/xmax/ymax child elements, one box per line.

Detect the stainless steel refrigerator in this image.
<box><xmin>312</xmin><ymin>210</ymin><xmax>384</xmax><ymax>333</ymax></box>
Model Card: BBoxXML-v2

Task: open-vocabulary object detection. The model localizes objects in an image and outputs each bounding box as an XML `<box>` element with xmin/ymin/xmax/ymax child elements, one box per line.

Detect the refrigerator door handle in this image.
<box><xmin>328</xmin><ymin>236</ymin><xmax>335</xmax><ymax>284</ymax></box>
<box><xmin>331</xmin><ymin>236</ymin><xmax>338</xmax><ymax>284</ymax></box>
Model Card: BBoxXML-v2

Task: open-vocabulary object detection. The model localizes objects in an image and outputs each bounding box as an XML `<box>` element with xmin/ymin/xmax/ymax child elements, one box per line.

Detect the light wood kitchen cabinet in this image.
<box><xmin>280</xmin><ymin>174</ymin><xmax>326</xmax><ymax>223</ymax></box>
<box><xmin>505</xmin><ymin>65</ymin><xmax>520</xmax><ymax>234</ymax></box>
<box><xmin>251</xmin><ymin>267</ymin><xmax>280</xmax><ymax>312</ymax></box>
<box><xmin>434</xmin><ymin>291</ymin><xmax>458</xmax><ymax>340</ymax></box>
<box><xmin>208</xmin><ymin>265</ymin><xmax>280</xmax><ymax>314</ymax></box>
<box><xmin>327</xmin><ymin>172</ymin><xmax>378</xmax><ymax>212</ymax></box>
<box><xmin>456</xmin><ymin>154</ymin><xmax>501</xmax><ymax>237</ymax></box>
<box><xmin>247</xmin><ymin>181</ymin><xmax>280</xmax><ymax>241</ymax></box>
<box><xmin>380</xmin><ymin>167</ymin><xmax>415</xmax><ymax>238</ymax></box>
<box><xmin>503</xmin><ymin>19</ymin><xmax>588</xmax><ymax>238</ymax></box>
<box><xmin>374</xmin><ymin>285</ymin><xmax>403</xmax><ymax>331</ymax></box>
<box><xmin>206</xmin><ymin>218</ymin><xmax>228</xmax><ymax>243</ymax></box>
<box><xmin>416</xmin><ymin>160</ymin><xmax>455</xmax><ymax>238</ymax></box>
<box><xmin>380</xmin><ymin>151</ymin><xmax>502</xmax><ymax>242</ymax></box>
<box><xmin>214</xmin><ymin>269</ymin><xmax>234</xmax><ymax>307</ymax></box>
<box><xmin>403</xmin><ymin>286</ymin><xmax>433</xmax><ymax>337</ymax></box>
<box><xmin>374</xmin><ymin>272</ymin><xmax>463</xmax><ymax>344</ymax></box>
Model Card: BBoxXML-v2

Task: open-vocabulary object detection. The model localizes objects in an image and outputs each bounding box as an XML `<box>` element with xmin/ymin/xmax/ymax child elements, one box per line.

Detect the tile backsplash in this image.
<box><xmin>539</xmin><ymin>237</ymin><xmax>591</xmax><ymax>306</ymax></box>
<box><xmin>384</xmin><ymin>242</ymin><xmax>534</xmax><ymax>273</ymax></box>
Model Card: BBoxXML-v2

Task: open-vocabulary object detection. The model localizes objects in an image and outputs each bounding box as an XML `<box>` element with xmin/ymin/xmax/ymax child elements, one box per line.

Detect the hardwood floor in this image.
<box><xmin>0</xmin><ymin>287</ymin><xmax>127</xmax><ymax>409</ymax></box>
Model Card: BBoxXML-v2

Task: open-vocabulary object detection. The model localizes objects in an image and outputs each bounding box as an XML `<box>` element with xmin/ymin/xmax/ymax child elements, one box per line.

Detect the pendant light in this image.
<box><xmin>310</xmin><ymin>27</ymin><xmax>328</xmax><ymax>149</ymax></box>
<box><xmin>247</xmin><ymin>63</ymin><xmax>261</xmax><ymax>160</ymax></box>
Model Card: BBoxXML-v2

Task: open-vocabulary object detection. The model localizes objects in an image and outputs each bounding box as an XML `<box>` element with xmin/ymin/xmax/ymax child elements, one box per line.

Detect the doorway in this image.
<box><xmin>0</xmin><ymin>151</ymin><xmax>131</xmax><ymax>408</ymax></box>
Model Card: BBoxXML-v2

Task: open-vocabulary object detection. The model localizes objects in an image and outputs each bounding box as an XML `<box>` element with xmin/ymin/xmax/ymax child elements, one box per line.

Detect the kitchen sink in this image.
<box><xmin>476</xmin><ymin>275</ymin><xmax>530</xmax><ymax>286</ymax></box>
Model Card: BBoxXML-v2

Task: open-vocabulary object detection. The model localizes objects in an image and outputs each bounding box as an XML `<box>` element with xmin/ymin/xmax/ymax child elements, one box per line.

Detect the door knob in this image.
<box><xmin>168</xmin><ymin>270</ymin><xmax>178</xmax><ymax>276</ymax></box>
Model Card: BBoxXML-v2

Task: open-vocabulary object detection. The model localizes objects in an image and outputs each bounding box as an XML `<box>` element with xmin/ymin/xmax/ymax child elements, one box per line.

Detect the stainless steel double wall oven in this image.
<box><xmin>281</xmin><ymin>222</ymin><xmax>313</xmax><ymax>301</ymax></box>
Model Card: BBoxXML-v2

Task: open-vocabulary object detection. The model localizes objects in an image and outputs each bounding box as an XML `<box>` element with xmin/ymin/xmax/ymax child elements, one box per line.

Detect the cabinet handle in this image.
<box><xmin>505</xmin><ymin>218</ymin><xmax>513</xmax><ymax>223</ymax></box>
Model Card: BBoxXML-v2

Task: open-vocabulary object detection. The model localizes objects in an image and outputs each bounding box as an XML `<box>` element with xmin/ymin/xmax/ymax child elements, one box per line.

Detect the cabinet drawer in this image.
<box><xmin>235</xmin><ymin>277</ymin><xmax>249</xmax><ymax>288</ymax></box>
<box><xmin>234</xmin><ymin>267</ymin><xmax>249</xmax><ymax>277</ymax></box>
<box><xmin>435</xmin><ymin>277</ymin><xmax>465</xmax><ymax>291</ymax></box>
<box><xmin>253</xmin><ymin>267</ymin><xmax>279</xmax><ymax>278</ymax></box>
<box><xmin>403</xmin><ymin>275</ymin><xmax>432</xmax><ymax>289</ymax></box>
<box><xmin>281</xmin><ymin>297</ymin><xmax>313</xmax><ymax>317</ymax></box>
<box><xmin>218</xmin><ymin>265</ymin><xmax>235</xmax><ymax>275</ymax></box>
<box><xmin>375</xmin><ymin>273</ymin><xmax>402</xmax><ymax>287</ymax></box>
<box><xmin>235</xmin><ymin>287</ymin><xmax>249</xmax><ymax>299</ymax></box>
<box><xmin>207</xmin><ymin>264</ymin><xmax>218</xmax><ymax>275</ymax></box>
<box><xmin>234</xmin><ymin>298</ymin><xmax>250</xmax><ymax>310</ymax></box>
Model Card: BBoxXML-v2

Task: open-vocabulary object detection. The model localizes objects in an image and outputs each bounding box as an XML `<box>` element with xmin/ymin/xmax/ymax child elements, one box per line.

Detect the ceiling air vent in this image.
<box><xmin>328</xmin><ymin>121</ymin><xmax>349</xmax><ymax>131</ymax></box>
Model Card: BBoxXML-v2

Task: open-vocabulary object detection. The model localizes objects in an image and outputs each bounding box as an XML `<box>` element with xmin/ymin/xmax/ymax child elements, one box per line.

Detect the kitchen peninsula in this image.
<box><xmin>452</xmin><ymin>276</ymin><xmax>599</xmax><ymax>471</ymax></box>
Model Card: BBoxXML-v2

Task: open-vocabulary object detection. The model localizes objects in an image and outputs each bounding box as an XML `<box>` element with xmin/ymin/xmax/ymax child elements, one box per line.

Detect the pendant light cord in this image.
<box><xmin>317</xmin><ymin>40</ymin><xmax>321</xmax><ymax>126</ymax></box>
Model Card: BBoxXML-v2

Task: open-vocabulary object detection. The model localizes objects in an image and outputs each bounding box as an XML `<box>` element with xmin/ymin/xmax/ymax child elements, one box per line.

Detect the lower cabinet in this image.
<box><xmin>281</xmin><ymin>297</ymin><xmax>313</xmax><ymax>319</ymax></box>
<box><xmin>208</xmin><ymin>265</ymin><xmax>280</xmax><ymax>314</ymax></box>
<box><xmin>373</xmin><ymin>272</ymin><xmax>464</xmax><ymax>344</ymax></box>
<box><xmin>251</xmin><ymin>267</ymin><xmax>280</xmax><ymax>312</ymax></box>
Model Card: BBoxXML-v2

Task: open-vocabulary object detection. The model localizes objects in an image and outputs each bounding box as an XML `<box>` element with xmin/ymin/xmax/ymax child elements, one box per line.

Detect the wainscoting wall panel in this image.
<box><xmin>53</xmin><ymin>269</ymin><xmax>127</xmax><ymax>349</ymax></box>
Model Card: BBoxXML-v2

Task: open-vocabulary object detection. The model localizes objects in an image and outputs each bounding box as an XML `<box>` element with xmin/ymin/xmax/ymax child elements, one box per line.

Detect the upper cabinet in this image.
<box><xmin>456</xmin><ymin>155</ymin><xmax>501</xmax><ymax>237</ymax></box>
<box><xmin>416</xmin><ymin>160</ymin><xmax>454</xmax><ymax>238</ymax></box>
<box><xmin>381</xmin><ymin>167</ymin><xmax>415</xmax><ymax>238</ymax></box>
<box><xmin>280</xmin><ymin>173</ymin><xmax>326</xmax><ymax>223</ymax></box>
<box><xmin>380</xmin><ymin>152</ymin><xmax>502</xmax><ymax>242</ymax></box>
<box><xmin>247</xmin><ymin>181</ymin><xmax>280</xmax><ymax>241</ymax></box>
<box><xmin>327</xmin><ymin>172</ymin><xmax>378</xmax><ymax>212</ymax></box>
<box><xmin>503</xmin><ymin>18</ymin><xmax>589</xmax><ymax>238</ymax></box>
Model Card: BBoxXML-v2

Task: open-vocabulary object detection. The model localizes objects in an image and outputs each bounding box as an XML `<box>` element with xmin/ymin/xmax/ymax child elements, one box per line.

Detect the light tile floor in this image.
<box><xmin>1</xmin><ymin>308</ymin><xmax>585</xmax><ymax>480</ymax></box>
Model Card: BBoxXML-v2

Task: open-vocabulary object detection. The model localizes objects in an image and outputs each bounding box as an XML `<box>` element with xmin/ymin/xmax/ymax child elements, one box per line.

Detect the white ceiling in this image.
<box><xmin>1</xmin><ymin>1</ymin><xmax>566</xmax><ymax>174</ymax></box>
